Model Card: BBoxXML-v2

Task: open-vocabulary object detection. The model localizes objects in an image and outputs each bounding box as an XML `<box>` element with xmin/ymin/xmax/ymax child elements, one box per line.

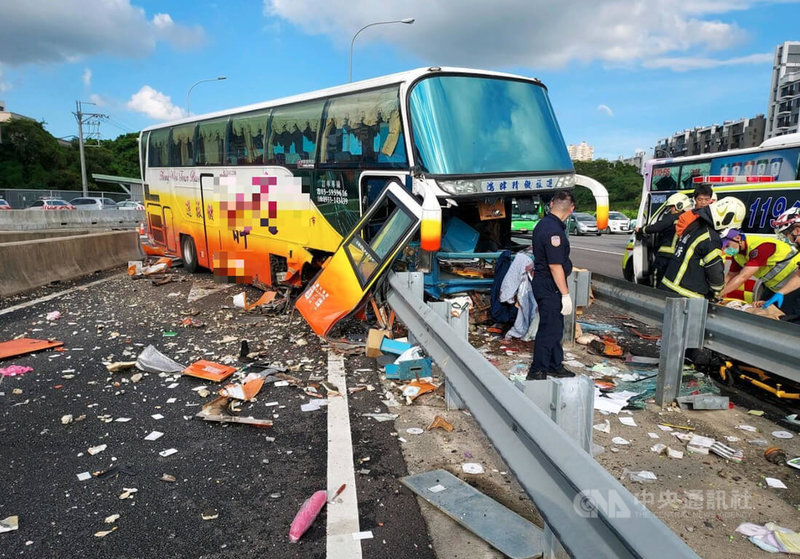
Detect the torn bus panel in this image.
<box><xmin>296</xmin><ymin>182</ymin><xmax>422</xmax><ymax>337</ymax></box>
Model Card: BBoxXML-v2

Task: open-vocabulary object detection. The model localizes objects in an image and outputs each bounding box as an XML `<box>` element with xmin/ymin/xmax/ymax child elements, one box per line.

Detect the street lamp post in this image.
<box><xmin>349</xmin><ymin>18</ymin><xmax>414</xmax><ymax>82</ymax></box>
<box><xmin>186</xmin><ymin>76</ymin><xmax>227</xmax><ymax>115</ymax></box>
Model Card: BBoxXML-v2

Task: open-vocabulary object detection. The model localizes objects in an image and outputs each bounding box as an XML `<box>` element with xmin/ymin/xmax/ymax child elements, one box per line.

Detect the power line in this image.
<box><xmin>73</xmin><ymin>101</ymin><xmax>108</xmax><ymax>196</ymax></box>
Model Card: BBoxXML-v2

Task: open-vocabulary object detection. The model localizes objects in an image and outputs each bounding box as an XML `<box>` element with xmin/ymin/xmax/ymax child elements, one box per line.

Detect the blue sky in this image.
<box><xmin>0</xmin><ymin>0</ymin><xmax>798</xmax><ymax>160</ymax></box>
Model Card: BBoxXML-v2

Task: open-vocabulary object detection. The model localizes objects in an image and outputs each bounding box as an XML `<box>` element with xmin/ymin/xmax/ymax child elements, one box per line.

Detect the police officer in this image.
<box><xmin>527</xmin><ymin>191</ymin><xmax>576</xmax><ymax>380</ymax></box>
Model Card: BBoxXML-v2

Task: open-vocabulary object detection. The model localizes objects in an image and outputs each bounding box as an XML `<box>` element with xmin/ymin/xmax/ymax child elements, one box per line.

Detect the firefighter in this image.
<box><xmin>759</xmin><ymin>207</ymin><xmax>800</xmax><ymax>315</ymax></box>
<box><xmin>719</xmin><ymin>228</ymin><xmax>800</xmax><ymax>309</ymax></box>
<box><xmin>634</xmin><ymin>192</ymin><xmax>692</xmax><ymax>285</ymax></box>
<box><xmin>660</xmin><ymin>196</ymin><xmax>746</xmax><ymax>299</ymax></box>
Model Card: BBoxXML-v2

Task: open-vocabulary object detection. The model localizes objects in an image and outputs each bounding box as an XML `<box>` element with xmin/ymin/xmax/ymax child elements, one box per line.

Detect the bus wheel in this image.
<box><xmin>181</xmin><ymin>235</ymin><xmax>198</xmax><ymax>273</ymax></box>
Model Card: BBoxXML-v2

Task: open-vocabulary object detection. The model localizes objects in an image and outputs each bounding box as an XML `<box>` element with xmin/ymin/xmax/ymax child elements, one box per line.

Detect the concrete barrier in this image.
<box><xmin>0</xmin><ymin>230</ymin><xmax>90</xmax><ymax>243</ymax></box>
<box><xmin>0</xmin><ymin>231</ymin><xmax>143</xmax><ymax>297</ymax></box>
<box><xmin>0</xmin><ymin>210</ymin><xmax>144</xmax><ymax>231</ymax></box>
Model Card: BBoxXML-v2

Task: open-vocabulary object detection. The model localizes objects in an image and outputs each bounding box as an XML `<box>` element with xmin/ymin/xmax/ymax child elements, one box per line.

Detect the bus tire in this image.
<box><xmin>181</xmin><ymin>235</ymin><xmax>198</xmax><ymax>273</ymax></box>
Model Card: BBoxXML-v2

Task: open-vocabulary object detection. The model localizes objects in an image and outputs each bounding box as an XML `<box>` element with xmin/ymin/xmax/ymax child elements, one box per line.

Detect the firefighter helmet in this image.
<box><xmin>774</xmin><ymin>207</ymin><xmax>800</xmax><ymax>243</ymax></box>
<box><xmin>665</xmin><ymin>193</ymin><xmax>692</xmax><ymax>212</ymax></box>
<box><xmin>709</xmin><ymin>196</ymin><xmax>746</xmax><ymax>233</ymax></box>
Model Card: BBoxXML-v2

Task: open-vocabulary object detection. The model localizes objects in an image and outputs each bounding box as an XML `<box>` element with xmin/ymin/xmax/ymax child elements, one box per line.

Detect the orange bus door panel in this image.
<box><xmin>296</xmin><ymin>182</ymin><xmax>422</xmax><ymax>337</ymax></box>
<box><xmin>0</xmin><ymin>338</ymin><xmax>64</xmax><ymax>359</ymax></box>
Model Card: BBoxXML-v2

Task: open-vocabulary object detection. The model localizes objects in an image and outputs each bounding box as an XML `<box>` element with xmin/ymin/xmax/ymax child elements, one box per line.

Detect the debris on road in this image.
<box><xmin>736</xmin><ymin>522</ymin><xmax>800</xmax><ymax>553</ymax></box>
<box><xmin>195</xmin><ymin>396</ymin><xmax>273</xmax><ymax>427</ymax></box>
<box><xmin>427</xmin><ymin>415</ymin><xmax>454</xmax><ymax>432</ymax></box>
<box><xmin>183</xmin><ymin>360</ymin><xmax>237</xmax><ymax>382</ymax></box>
<box><xmin>0</xmin><ymin>515</ymin><xmax>19</xmax><ymax>534</ymax></box>
<box><xmin>135</xmin><ymin>345</ymin><xmax>184</xmax><ymax>374</ymax></box>
<box><xmin>0</xmin><ymin>365</ymin><xmax>33</xmax><ymax>377</ymax></box>
<box><xmin>289</xmin><ymin>490</ymin><xmax>327</xmax><ymax>543</ymax></box>
<box><xmin>0</xmin><ymin>338</ymin><xmax>63</xmax><ymax>359</ymax></box>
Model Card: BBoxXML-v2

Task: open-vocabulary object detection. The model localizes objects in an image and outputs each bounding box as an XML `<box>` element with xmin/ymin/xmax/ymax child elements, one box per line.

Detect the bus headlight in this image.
<box><xmin>437</xmin><ymin>179</ymin><xmax>480</xmax><ymax>195</ymax></box>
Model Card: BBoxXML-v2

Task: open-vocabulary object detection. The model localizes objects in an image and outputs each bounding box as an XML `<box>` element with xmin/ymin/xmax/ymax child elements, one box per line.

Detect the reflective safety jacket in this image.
<box><xmin>660</xmin><ymin>208</ymin><xmax>724</xmax><ymax>299</ymax></box>
<box><xmin>732</xmin><ymin>235</ymin><xmax>800</xmax><ymax>292</ymax></box>
<box><xmin>642</xmin><ymin>211</ymin><xmax>680</xmax><ymax>256</ymax></box>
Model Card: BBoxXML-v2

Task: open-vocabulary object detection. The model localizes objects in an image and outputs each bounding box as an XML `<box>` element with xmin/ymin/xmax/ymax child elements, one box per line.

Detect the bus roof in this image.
<box><xmin>647</xmin><ymin>132</ymin><xmax>800</xmax><ymax>169</ymax></box>
<box><xmin>140</xmin><ymin>67</ymin><xmax>545</xmax><ymax>134</ymax></box>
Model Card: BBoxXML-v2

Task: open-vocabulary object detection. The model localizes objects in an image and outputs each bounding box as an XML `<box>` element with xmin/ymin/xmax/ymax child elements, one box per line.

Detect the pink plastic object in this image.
<box><xmin>289</xmin><ymin>490</ymin><xmax>327</xmax><ymax>543</ymax></box>
<box><xmin>0</xmin><ymin>365</ymin><xmax>33</xmax><ymax>377</ymax></box>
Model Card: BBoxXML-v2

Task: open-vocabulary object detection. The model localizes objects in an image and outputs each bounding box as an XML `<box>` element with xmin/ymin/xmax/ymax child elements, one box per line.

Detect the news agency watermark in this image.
<box><xmin>574</xmin><ymin>489</ymin><xmax>754</xmax><ymax>519</ymax></box>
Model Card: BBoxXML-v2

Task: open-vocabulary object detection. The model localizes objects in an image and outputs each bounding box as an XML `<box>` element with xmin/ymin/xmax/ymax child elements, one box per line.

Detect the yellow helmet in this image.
<box><xmin>709</xmin><ymin>196</ymin><xmax>746</xmax><ymax>233</ymax></box>
<box><xmin>665</xmin><ymin>193</ymin><xmax>692</xmax><ymax>212</ymax></box>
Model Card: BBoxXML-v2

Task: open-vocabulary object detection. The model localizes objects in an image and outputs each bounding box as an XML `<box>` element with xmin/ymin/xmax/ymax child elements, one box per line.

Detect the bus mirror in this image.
<box><xmin>420</xmin><ymin>187</ymin><xmax>441</xmax><ymax>252</ymax></box>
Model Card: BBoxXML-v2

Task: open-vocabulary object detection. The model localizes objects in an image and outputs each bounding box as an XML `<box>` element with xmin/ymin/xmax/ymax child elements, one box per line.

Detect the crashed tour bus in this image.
<box><xmin>139</xmin><ymin>67</ymin><xmax>608</xmax><ymax>336</ymax></box>
<box><xmin>625</xmin><ymin>132</ymin><xmax>800</xmax><ymax>291</ymax></box>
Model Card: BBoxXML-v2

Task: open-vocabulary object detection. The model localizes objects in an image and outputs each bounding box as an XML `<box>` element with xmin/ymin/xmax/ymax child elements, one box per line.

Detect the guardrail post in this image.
<box><xmin>563</xmin><ymin>270</ymin><xmax>592</xmax><ymax>346</ymax></box>
<box><xmin>398</xmin><ymin>272</ymin><xmax>425</xmax><ymax>346</ymax></box>
<box><xmin>517</xmin><ymin>375</ymin><xmax>594</xmax><ymax>558</ymax></box>
<box><xmin>655</xmin><ymin>297</ymin><xmax>707</xmax><ymax>407</ymax></box>
<box><xmin>427</xmin><ymin>300</ymin><xmax>468</xmax><ymax>410</ymax></box>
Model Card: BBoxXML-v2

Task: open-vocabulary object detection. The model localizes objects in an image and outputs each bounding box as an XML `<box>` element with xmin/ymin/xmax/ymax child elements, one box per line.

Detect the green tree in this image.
<box><xmin>573</xmin><ymin>159</ymin><xmax>643</xmax><ymax>216</ymax></box>
<box><xmin>0</xmin><ymin>119</ymin><xmax>140</xmax><ymax>193</ymax></box>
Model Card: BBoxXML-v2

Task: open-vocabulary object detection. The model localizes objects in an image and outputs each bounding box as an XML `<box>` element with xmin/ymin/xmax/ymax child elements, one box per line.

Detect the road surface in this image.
<box><xmin>513</xmin><ymin>232</ymin><xmax>630</xmax><ymax>279</ymax></box>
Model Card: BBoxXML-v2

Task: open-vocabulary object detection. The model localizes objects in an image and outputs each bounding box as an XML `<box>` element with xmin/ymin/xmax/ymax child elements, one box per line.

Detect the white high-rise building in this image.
<box><xmin>567</xmin><ymin>141</ymin><xmax>593</xmax><ymax>161</ymax></box>
<box><xmin>766</xmin><ymin>41</ymin><xmax>800</xmax><ymax>139</ymax></box>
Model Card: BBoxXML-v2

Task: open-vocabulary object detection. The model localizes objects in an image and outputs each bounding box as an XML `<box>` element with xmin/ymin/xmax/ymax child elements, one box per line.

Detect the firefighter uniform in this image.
<box><xmin>530</xmin><ymin>212</ymin><xmax>572</xmax><ymax>376</ymax></box>
<box><xmin>640</xmin><ymin>211</ymin><xmax>680</xmax><ymax>284</ymax></box>
<box><xmin>660</xmin><ymin>211</ymin><xmax>724</xmax><ymax>299</ymax></box>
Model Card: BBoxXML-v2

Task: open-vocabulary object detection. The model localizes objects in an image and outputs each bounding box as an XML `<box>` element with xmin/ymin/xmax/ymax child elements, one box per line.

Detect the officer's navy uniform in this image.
<box><xmin>530</xmin><ymin>212</ymin><xmax>572</xmax><ymax>375</ymax></box>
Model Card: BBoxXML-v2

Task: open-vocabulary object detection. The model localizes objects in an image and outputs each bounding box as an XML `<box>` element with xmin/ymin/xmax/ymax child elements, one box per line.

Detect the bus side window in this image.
<box><xmin>197</xmin><ymin>118</ymin><xmax>227</xmax><ymax>166</ymax></box>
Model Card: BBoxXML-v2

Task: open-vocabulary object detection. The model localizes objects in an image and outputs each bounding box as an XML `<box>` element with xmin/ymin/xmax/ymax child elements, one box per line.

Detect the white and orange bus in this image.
<box><xmin>139</xmin><ymin>67</ymin><xmax>605</xmax><ymax>335</ymax></box>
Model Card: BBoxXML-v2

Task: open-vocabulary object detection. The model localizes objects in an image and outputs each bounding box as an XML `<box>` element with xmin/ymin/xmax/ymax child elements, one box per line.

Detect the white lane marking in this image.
<box><xmin>569</xmin><ymin>245</ymin><xmax>624</xmax><ymax>257</ymax></box>
<box><xmin>0</xmin><ymin>273</ymin><xmax>123</xmax><ymax>317</ymax></box>
<box><xmin>326</xmin><ymin>352</ymin><xmax>362</xmax><ymax>559</ymax></box>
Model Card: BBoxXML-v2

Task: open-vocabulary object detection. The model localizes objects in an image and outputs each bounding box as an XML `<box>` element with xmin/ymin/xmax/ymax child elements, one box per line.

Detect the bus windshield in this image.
<box><xmin>409</xmin><ymin>75</ymin><xmax>573</xmax><ymax>176</ymax></box>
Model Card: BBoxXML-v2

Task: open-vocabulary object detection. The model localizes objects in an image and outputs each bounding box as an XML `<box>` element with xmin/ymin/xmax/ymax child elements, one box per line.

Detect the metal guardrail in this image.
<box><xmin>592</xmin><ymin>273</ymin><xmax>800</xmax><ymax>385</ymax></box>
<box><xmin>387</xmin><ymin>271</ymin><xmax>699</xmax><ymax>559</ymax></box>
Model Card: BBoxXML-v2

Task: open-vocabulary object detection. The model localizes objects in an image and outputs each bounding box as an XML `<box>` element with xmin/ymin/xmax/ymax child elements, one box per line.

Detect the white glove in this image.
<box><xmin>561</xmin><ymin>294</ymin><xmax>573</xmax><ymax>316</ymax></box>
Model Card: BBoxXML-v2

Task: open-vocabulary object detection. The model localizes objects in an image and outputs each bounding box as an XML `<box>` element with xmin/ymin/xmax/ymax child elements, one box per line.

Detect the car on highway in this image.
<box><xmin>606</xmin><ymin>211</ymin><xmax>632</xmax><ymax>234</ymax></box>
<box><xmin>511</xmin><ymin>212</ymin><xmax>539</xmax><ymax>235</ymax></box>
<box><xmin>567</xmin><ymin>212</ymin><xmax>600</xmax><ymax>236</ymax></box>
<box><xmin>0</xmin><ymin>199</ymin><xmax>11</xmax><ymax>210</ymax></box>
<box><xmin>117</xmin><ymin>200</ymin><xmax>145</xmax><ymax>210</ymax></box>
<box><xmin>27</xmin><ymin>199</ymin><xmax>75</xmax><ymax>210</ymax></box>
<box><xmin>70</xmin><ymin>197</ymin><xmax>119</xmax><ymax>210</ymax></box>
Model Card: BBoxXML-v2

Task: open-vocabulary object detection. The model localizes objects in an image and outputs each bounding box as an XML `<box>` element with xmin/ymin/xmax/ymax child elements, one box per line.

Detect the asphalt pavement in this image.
<box><xmin>513</xmin><ymin>232</ymin><xmax>630</xmax><ymax>279</ymax></box>
<box><xmin>0</xmin><ymin>269</ymin><xmax>434</xmax><ymax>558</ymax></box>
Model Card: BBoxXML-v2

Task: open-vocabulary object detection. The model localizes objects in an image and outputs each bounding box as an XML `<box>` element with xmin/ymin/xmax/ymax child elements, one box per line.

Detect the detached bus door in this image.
<box><xmin>296</xmin><ymin>179</ymin><xmax>421</xmax><ymax>337</ymax></box>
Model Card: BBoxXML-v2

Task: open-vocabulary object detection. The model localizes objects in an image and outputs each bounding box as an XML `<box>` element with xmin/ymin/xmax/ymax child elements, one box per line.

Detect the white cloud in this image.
<box><xmin>0</xmin><ymin>2</ymin><xmax>205</xmax><ymax>66</ymax></box>
<box><xmin>642</xmin><ymin>52</ymin><xmax>773</xmax><ymax>71</ymax></box>
<box><xmin>263</xmin><ymin>0</ymin><xmax>783</xmax><ymax>70</ymax></box>
<box><xmin>127</xmin><ymin>86</ymin><xmax>186</xmax><ymax>121</ymax></box>
<box><xmin>88</xmin><ymin>93</ymin><xmax>109</xmax><ymax>107</ymax></box>
<box><xmin>82</xmin><ymin>68</ymin><xmax>92</xmax><ymax>87</ymax></box>
<box><xmin>597</xmin><ymin>104</ymin><xmax>614</xmax><ymax>117</ymax></box>
<box><xmin>0</xmin><ymin>66</ymin><xmax>8</xmax><ymax>93</ymax></box>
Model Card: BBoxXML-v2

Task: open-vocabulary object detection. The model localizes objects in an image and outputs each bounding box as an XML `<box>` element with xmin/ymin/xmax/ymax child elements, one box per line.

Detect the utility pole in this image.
<box><xmin>73</xmin><ymin>101</ymin><xmax>107</xmax><ymax>196</ymax></box>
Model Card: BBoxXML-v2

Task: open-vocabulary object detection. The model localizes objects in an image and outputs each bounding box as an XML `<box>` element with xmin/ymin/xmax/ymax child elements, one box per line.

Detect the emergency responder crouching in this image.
<box><xmin>759</xmin><ymin>207</ymin><xmax>800</xmax><ymax>318</ymax></box>
<box><xmin>527</xmin><ymin>191</ymin><xmax>576</xmax><ymax>381</ymax></box>
<box><xmin>635</xmin><ymin>192</ymin><xmax>692</xmax><ymax>285</ymax></box>
<box><xmin>719</xmin><ymin>227</ymin><xmax>800</xmax><ymax>311</ymax></box>
<box><xmin>660</xmin><ymin>196</ymin><xmax>746</xmax><ymax>299</ymax></box>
